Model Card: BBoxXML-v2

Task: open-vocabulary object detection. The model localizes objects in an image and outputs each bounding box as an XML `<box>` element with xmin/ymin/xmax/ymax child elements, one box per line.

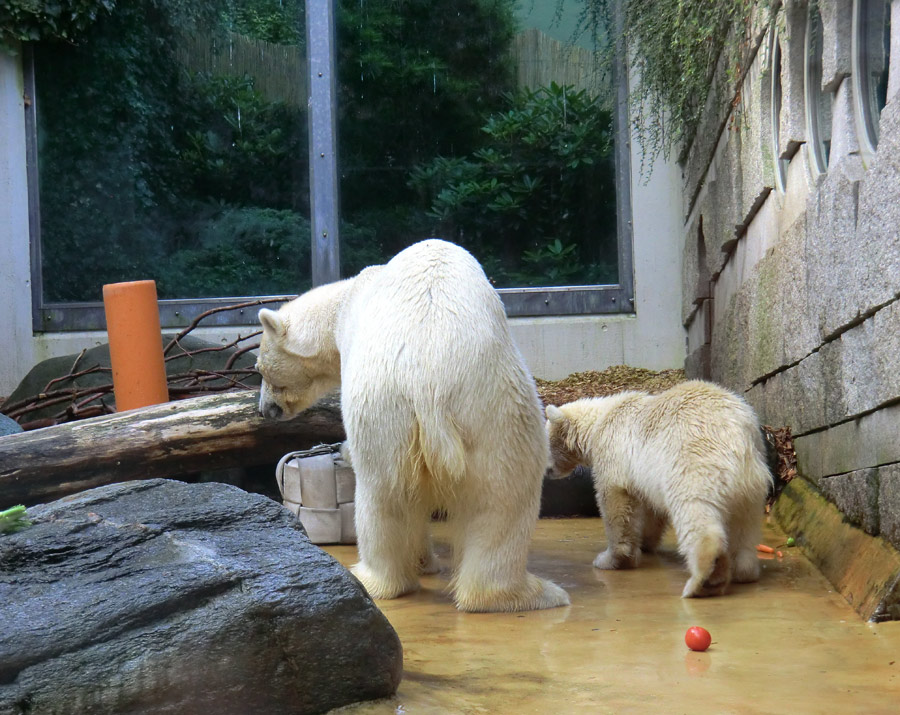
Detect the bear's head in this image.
<box><xmin>256</xmin><ymin>285</ymin><xmax>345</xmax><ymax>419</ymax></box>
<box><xmin>544</xmin><ymin>404</ymin><xmax>583</xmax><ymax>479</ymax></box>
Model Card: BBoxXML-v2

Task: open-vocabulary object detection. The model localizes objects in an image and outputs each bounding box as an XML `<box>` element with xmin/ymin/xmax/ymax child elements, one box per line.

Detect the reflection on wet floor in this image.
<box><xmin>325</xmin><ymin>517</ymin><xmax>900</xmax><ymax>713</ymax></box>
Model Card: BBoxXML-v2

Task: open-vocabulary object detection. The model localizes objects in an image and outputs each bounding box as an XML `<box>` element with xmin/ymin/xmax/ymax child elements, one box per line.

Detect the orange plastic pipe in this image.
<box><xmin>102</xmin><ymin>280</ymin><xmax>169</xmax><ymax>412</ymax></box>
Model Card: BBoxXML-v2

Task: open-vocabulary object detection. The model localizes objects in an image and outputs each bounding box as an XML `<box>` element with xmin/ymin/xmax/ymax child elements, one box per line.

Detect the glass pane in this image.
<box><xmin>807</xmin><ymin>7</ymin><xmax>833</xmax><ymax>172</ymax></box>
<box><xmin>34</xmin><ymin>0</ymin><xmax>310</xmax><ymax>302</ymax></box>
<box><xmin>337</xmin><ymin>0</ymin><xmax>618</xmax><ymax>288</ymax></box>
<box><xmin>859</xmin><ymin>0</ymin><xmax>891</xmax><ymax>147</ymax></box>
<box><xmin>771</xmin><ymin>34</ymin><xmax>788</xmax><ymax>191</ymax></box>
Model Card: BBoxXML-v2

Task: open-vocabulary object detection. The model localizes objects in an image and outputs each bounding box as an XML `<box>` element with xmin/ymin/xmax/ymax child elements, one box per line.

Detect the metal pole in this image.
<box><xmin>306</xmin><ymin>0</ymin><xmax>341</xmax><ymax>286</ymax></box>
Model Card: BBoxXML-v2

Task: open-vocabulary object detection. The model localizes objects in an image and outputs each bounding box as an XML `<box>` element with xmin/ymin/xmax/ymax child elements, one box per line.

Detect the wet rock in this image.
<box><xmin>0</xmin><ymin>479</ymin><xmax>402</xmax><ymax>715</ymax></box>
<box><xmin>0</xmin><ymin>415</ymin><xmax>21</xmax><ymax>437</ymax></box>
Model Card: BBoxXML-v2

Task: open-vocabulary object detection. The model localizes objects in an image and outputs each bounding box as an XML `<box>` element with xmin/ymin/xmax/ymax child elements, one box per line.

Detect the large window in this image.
<box><xmin>805</xmin><ymin>5</ymin><xmax>833</xmax><ymax>176</ymax></box>
<box><xmin>852</xmin><ymin>0</ymin><xmax>891</xmax><ymax>156</ymax></box>
<box><xmin>770</xmin><ymin>28</ymin><xmax>788</xmax><ymax>193</ymax></box>
<box><xmin>26</xmin><ymin>0</ymin><xmax>633</xmax><ymax>330</ymax></box>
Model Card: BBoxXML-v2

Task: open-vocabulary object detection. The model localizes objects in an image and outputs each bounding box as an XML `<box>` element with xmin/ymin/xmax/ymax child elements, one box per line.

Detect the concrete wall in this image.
<box><xmin>682</xmin><ymin>0</ymin><xmax>900</xmax><ymax>549</ymax></box>
<box><xmin>0</xmin><ymin>51</ymin><xmax>684</xmax><ymax>397</ymax></box>
<box><xmin>0</xmin><ymin>49</ymin><xmax>35</xmax><ymax>401</ymax></box>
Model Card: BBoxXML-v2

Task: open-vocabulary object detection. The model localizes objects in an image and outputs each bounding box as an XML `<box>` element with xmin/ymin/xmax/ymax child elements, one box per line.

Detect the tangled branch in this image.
<box><xmin>1</xmin><ymin>298</ymin><xmax>285</xmax><ymax>430</ymax></box>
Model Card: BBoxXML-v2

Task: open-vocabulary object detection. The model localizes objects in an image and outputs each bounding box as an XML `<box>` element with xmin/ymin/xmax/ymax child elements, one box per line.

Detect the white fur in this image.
<box><xmin>258</xmin><ymin>239</ymin><xmax>569</xmax><ymax>612</ymax></box>
<box><xmin>546</xmin><ymin>380</ymin><xmax>773</xmax><ymax>598</ymax></box>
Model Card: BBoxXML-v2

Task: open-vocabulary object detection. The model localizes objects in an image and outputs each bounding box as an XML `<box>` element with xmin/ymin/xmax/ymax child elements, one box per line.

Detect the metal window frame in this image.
<box><xmin>26</xmin><ymin>0</ymin><xmax>634</xmax><ymax>332</ymax></box>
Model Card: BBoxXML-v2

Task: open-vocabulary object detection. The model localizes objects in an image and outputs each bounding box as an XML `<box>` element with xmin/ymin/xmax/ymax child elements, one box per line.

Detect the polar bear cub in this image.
<box><xmin>257</xmin><ymin>239</ymin><xmax>568</xmax><ymax>613</ymax></box>
<box><xmin>546</xmin><ymin>380</ymin><xmax>772</xmax><ymax>598</ymax></box>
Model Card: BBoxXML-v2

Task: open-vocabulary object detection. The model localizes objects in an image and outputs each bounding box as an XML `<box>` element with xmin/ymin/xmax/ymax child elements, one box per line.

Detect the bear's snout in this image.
<box><xmin>259</xmin><ymin>398</ymin><xmax>284</xmax><ymax>420</ymax></box>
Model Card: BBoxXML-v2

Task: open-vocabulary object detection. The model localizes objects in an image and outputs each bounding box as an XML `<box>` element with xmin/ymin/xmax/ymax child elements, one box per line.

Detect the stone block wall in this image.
<box><xmin>681</xmin><ymin>0</ymin><xmax>900</xmax><ymax>549</ymax></box>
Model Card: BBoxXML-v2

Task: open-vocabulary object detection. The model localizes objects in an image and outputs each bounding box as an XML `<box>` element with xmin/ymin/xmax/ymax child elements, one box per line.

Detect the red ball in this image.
<box><xmin>685</xmin><ymin>626</ymin><xmax>712</xmax><ymax>651</ymax></box>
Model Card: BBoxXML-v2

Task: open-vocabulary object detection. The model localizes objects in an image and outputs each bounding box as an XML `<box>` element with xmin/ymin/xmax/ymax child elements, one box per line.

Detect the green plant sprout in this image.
<box><xmin>0</xmin><ymin>505</ymin><xmax>32</xmax><ymax>535</ymax></box>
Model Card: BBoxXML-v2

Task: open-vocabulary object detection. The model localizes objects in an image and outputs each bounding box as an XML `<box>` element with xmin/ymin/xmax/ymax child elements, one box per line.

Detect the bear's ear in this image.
<box><xmin>545</xmin><ymin>404</ymin><xmax>567</xmax><ymax>424</ymax></box>
<box><xmin>259</xmin><ymin>308</ymin><xmax>285</xmax><ymax>337</ymax></box>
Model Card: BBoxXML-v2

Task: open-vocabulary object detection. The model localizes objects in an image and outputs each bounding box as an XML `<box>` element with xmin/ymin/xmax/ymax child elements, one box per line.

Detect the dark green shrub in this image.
<box><xmin>409</xmin><ymin>83</ymin><xmax>617</xmax><ymax>287</ymax></box>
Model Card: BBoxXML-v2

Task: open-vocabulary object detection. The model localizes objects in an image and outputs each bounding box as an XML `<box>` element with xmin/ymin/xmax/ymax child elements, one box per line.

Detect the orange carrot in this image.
<box><xmin>776</xmin><ymin>551</ymin><xmax>783</xmax><ymax>558</ymax></box>
<box><xmin>756</xmin><ymin>544</ymin><xmax>775</xmax><ymax>553</ymax></box>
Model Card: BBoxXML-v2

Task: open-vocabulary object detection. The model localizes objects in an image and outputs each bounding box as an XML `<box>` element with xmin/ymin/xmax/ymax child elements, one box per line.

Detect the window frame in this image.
<box><xmin>851</xmin><ymin>0</ymin><xmax>891</xmax><ymax>163</ymax></box>
<box><xmin>770</xmin><ymin>27</ymin><xmax>789</xmax><ymax>194</ymax></box>
<box><xmin>25</xmin><ymin>1</ymin><xmax>634</xmax><ymax>332</ymax></box>
<box><xmin>804</xmin><ymin>5</ymin><xmax>833</xmax><ymax>178</ymax></box>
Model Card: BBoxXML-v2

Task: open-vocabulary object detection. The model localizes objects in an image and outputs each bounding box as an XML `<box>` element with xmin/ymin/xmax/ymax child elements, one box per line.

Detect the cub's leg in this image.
<box><xmin>672</xmin><ymin>501</ymin><xmax>730</xmax><ymax>598</ymax></box>
<box><xmin>640</xmin><ymin>506</ymin><xmax>669</xmax><ymax>553</ymax></box>
<box><xmin>594</xmin><ymin>486</ymin><xmax>643</xmax><ymax>569</ymax></box>
<box><xmin>728</xmin><ymin>498</ymin><xmax>764</xmax><ymax>583</ymax></box>
<box><xmin>416</xmin><ymin>521</ymin><xmax>440</xmax><ymax>575</ymax></box>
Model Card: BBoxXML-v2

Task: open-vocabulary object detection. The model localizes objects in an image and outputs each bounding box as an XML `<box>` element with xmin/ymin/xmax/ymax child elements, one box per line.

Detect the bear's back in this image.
<box><xmin>339</xmin><ymin>239</ymin><xmax>539</xmax><ymax>431</ymax></box>
<box><xmin>344</xmin><ymin>240</ymin><xmax>514</xmax><ymax>369</ymax></box>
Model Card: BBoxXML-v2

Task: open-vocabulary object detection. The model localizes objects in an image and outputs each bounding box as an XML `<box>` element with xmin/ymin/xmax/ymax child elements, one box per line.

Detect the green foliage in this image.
<box><xmin>34</xmin><ymin>0</ymin><xmax>309</xmax><ymax>301</ymax></box>
<box><xmin>32</xmin><ymin>0</ymin><xmax>617</xmax><ymax>300</ymax></box>
<box><xmin>337</xmin><ymin>0</ymin><xmax>518</xmax><ymax>253</ymax></box>
<box><xmin>228</xmin><ymin>0</ymin><xmax>303</xmax><ymax>44</ymax></box>
<box><xmin>565</xmin><ymin>0</ymin><xmax>765</xmax><ymax>161</ymax></box>
<box><xmin>177</xmin><ymin>73</ymin><xmax>305</xmax><ymax>208</ymax></box>
<box><xmin>160</xmin><ymin>206</ymin><xmax>311</xmax><ymax>296</ymax></box>
<box><xmin>409</xmin><ymin>83</ymin><xmax>617</xmax><ymax>287</ymax></box>
<box><xmin>159</xmin><ymin>205</ymin><xmax>379</xmax><ymax>297</ymax></box>
<box><xmin>0</xmin><ymin>0</ymin><xmax>116</xmax><ymax>50</ymax></box>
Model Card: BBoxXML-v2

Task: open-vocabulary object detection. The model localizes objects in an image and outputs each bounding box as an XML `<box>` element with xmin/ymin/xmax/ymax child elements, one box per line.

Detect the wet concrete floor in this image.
<box><xmin>325</xmin><ymin>517</ymin><xmax>900</xmax><ymax>713</ymax></box>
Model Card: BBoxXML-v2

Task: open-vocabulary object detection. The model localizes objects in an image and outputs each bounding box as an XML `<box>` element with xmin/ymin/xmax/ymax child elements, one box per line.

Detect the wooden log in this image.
<box><xmin>0</xmin><ymin>391</ymin><xmax>344</xmax><ymax>506</ymax></box>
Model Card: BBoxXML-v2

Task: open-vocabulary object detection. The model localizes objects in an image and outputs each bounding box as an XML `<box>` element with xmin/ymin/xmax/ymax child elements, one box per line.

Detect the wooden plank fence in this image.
<box><xmin>176</xmin><ymin>32</ymin><xmax>307</xmax><ymax>107</ymax></box>
<box><xmin>513</xmin><ymin>28</ymin><xmax>608</xmax><ymax>99</ymax></box>
<box><xmin>175</xmin><ymin>28</ymin><xmax>605</xmax><ymax>108</ymax></box>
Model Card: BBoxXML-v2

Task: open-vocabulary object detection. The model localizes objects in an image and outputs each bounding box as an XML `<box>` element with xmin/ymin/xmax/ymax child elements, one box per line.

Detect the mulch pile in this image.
<box><xmin>535</xmin><ymin>365</ymin><xmax>687</xmax><ymax>406</ymax></box>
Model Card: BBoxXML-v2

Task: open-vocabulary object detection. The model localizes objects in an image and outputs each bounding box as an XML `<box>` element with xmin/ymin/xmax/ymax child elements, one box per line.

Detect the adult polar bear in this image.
<box><xmin>257</xmin><ymin>239</ymin><xmax>569</xmax><ymax>613</ymax></box>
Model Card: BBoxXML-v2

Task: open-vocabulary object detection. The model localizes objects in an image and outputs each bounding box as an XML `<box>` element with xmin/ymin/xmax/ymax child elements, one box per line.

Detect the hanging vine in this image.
<box><xmin>563</xmin><ymin>0</ymin><xmax>772</xmax><ymax>163</ymax></box>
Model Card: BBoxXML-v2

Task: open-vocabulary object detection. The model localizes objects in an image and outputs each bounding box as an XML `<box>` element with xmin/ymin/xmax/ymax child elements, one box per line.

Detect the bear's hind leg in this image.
<box><xmin>640</xmin><ymin>506</ymin><xmax>668</xmax><ymax>553</ymax></box>
<box><xmin>729</xmin><ymin>499</ymin><xmax>763</xmax><ymax>584</ymax></box>
<box><xmin>451</xmin><ymin>502</ymin><xmax>569</xmax><ymax>613</ymax></box>
<box><xmin>351</xmin><ymin>480</ymin><xmax>424</xmax><ymax>600</ymax></box>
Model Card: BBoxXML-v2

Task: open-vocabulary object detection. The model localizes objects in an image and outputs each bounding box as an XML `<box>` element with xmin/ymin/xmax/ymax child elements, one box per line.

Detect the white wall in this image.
<box><xmin>0</xmin><ymin>49</ymin><xmax>35</xmax><ymax>399</ymax></box>
<box><xmin>0</xmin><ymin>51</ymin><xmax>685</xmax><ymax>395</ymax></box>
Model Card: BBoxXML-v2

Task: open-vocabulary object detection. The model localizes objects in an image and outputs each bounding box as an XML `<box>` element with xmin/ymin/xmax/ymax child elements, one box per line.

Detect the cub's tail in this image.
<box><xmin>682</xmin><ymin>522</ymin><xmax>730</xmax><ymax>598</ymax></box>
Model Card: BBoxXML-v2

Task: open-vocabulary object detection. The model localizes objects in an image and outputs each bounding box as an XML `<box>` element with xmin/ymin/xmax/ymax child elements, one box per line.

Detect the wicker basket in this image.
<box><xmin>276</xmin><ymin>443</ymin><xmax>356</xmax><ymax>544</ymax></box>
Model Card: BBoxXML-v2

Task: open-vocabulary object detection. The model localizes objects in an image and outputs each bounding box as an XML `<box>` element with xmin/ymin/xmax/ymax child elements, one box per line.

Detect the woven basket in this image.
<box><xmin>276</xmin><ymin>443</ymin><xmax>356</xmax><ymax>544</ymax></box>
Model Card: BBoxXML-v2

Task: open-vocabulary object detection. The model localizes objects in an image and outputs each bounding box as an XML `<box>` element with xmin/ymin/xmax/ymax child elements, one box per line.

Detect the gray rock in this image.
<box><xmin>805</xmin><ymin>169</ymin><xmax>861</xmax><ymax>339</ymax></box>
<box><xmin>794</xmin><ymin>403</ymin><xmax>900</xmax><ymax>485</ymax></box>
<box><xmin>681</xmin><ymin>214</ymin><xmax>702</xmax><ymax>325</ymax></box>
<box><xmin>0</xmin><ymin>414</ymin><xmax>21</xmax><ymax>437</ymax></box>
<box><xmin>855</xmin><ymin>98</ymin><xmax>900</xmax><ymax>311</ymax></box>
<box><xmin>738</xmin><ymin>51</ymin><xmax>775</xmax><ymax>225</ymax></box>
<box><xmin>777</xmin><ymin>1</ymin><xmax>809</xmax><ymax>157</ymax></box>
<box><xmin>683</xmin><ymin>343</ymin><xmax>711</xmax><ymax>382</ymax></box>
<box><xmin>820</xmin><ymin>0</ymin><xmax>853</xmax><ymax>91</ymax></box>
<box><xmin>878</xmin><ymin>464</ymin><xmax>900</xmax><ymax>550</ymax></box>
<box><xmin>0</xmin><ymin>479</ymin><xmax>402</xmax><ymax>715</ymax></box>
<box><xmin>820</xmin><ymin>469</ymin><xmax>881</xmax><ymax>535</ymax></box>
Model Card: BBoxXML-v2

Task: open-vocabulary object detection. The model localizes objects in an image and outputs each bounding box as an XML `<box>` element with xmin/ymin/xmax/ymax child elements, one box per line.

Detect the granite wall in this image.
<box><xmin>681</xmin><ymin>0</ymin><xmax>900</xmax><ymax>548</ymax></box>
